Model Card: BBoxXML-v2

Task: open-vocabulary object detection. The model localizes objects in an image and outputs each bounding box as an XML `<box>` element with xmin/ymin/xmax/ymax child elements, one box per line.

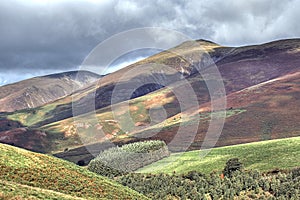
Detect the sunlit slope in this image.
<box><xmin>0</xmin><ymin>143</ymin><xmax>148</xmax><ymax>200</ymax></box>
<box><xmin>137</xmin><ymin>136</ymin><xmax>300</xmax><ymax>174</ymax></box>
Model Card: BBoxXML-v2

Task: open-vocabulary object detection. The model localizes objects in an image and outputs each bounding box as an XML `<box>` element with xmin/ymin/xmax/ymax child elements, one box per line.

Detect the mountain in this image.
<box><xmin>129</xmin><ymin>68</ymin><xmax>300</xmax><ymax>150</ymax></box>
<box><xmin>2</xmin><ymin>38</ymin><xmax>300</xmax><ymax>164</ymax></box>
<box><xmin>0</xmin><ymin>143</ymin><xmax>148</xmax><ymax>199</ymax></box>
<box><xmin>0</xmin><ymin>70</ymin><xmax>101</xmax><ymax>112</ymax></box>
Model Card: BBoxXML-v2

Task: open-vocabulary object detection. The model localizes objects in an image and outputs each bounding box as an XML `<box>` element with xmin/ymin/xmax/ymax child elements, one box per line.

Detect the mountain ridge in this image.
<box><xmin>0</xmin><ymin>70</ymin><xmax>101</xmax><ymax>112</ymax></box>
<box><xmin>1</xmin><ymin>38</ymin><xmax>300</xmax><ymax>164</ymax></box>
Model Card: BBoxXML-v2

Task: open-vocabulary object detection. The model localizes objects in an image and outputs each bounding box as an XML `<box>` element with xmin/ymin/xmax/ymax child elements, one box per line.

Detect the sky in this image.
<box><xmin>1</xmin><ymin>0</ymin><xmax>300</xmax><ymax>85</ymax></box>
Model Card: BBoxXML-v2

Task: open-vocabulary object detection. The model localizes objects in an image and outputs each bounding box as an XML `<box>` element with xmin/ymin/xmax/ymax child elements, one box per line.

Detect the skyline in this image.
<box><xmin>1</xmin><ymin>0</ymin><xmax>300</xmax><ymax>85</ymax></box>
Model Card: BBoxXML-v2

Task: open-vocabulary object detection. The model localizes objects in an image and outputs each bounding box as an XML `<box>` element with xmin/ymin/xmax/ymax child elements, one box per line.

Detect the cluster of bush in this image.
<box><xmin>88</xmin><ymin>140</ymin><xmax>170</xmax><ymax>178</ymax></box>
<box><xmin>117</xmin><ymin>160</ymin><xmax>300</xmax><ymax>199</ymax></box>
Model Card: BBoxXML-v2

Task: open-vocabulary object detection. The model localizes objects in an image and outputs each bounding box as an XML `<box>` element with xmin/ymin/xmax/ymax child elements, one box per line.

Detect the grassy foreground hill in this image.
<box><xmin>0</xmin><ymin>143</ymin><xmax>148</xmax><ymax>200</ymax></box>
<box><xmin>138</xmin><ymin>136</ymin><xmax>300</xmax><ymax>174</ymax></box>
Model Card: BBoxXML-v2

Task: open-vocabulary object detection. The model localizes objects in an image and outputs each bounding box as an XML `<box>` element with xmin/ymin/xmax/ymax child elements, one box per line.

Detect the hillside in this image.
<box><xmin>4</xmin><ymin>40</ymin><xmax>223</xmax><ymax>127</ymax></box>
<box><xmin>130</xmin><ymin>70</ymin><xmax>300</xmax><ymax>150</ymax></box>
<box><xmin>0</xmin><ymin>70</ymin><xmax>101</xmax><ymax>112</ymax></box>
<box><xmin>137</xmin><ymin>136</ymin><xmax>300</xmax><ymax>174</ymax></box>
<box><xmin>2</xmin><ymin>38</ymin><xmax>300</xmax><ymax>164</ymax></box>
<box><xmin>0</xmin><ymin>143</ymin><xmax>148</xmax><ymax>199</ymax></box>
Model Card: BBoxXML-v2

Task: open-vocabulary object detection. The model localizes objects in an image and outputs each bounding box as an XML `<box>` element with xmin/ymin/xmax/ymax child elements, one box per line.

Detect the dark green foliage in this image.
<box><xmin>88</xmin><ymin>140</ymin><xmax>170</xmax><ymax>178</ymax></box>
<box><xmin>291</xmin><ymin>167</ymin><xmax>300</xmax><ymax>179</ymax></box>
<box><xmin>223</xmin><ymin>158</ymin><xmax>243</xmax><ymax>177</ymax></box>
<box><xmin>77</xmin><ymin>160</ymin><xmax>85</xmax><ymax>166</ymax></box>
<box><xmin>117</xmin><ymin>168</ymin><xmax>300</xmax><ymax>199</ymax></box>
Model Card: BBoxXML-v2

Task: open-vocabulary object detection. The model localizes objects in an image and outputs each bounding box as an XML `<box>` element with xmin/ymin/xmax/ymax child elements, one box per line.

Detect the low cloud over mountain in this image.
<box><xmin>1</xmin><ymin>0</ymin><xmax>300</xmax><ymax>84</ymax></box>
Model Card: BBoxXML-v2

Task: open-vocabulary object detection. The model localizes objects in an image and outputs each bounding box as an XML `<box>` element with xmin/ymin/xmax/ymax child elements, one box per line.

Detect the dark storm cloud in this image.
<box><xmin>0</xmin><ymin>0</ymin><xmax>300</xmax><ymax>85</ymax></box>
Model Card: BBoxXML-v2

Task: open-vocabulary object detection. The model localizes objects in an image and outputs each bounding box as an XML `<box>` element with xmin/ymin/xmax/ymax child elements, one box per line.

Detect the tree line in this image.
<box><xmin>117</xmin><ymin>159</ymin><xmax>300</xmax><ymax>199</ymax></box>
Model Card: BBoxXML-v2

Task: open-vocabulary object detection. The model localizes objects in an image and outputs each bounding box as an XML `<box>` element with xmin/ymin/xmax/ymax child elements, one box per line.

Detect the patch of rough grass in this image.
<box><xmin>0</xmin><ymin>143</ymin><xmax>148</xmax><ymax>200</ymax></box>
<box><xmin>0</xmin><ymin>180</ymin><xmax>85</xmax><ymax>200</ymax></box>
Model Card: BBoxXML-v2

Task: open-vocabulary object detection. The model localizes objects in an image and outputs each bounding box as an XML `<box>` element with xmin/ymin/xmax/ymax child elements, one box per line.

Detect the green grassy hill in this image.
<box><xmin>137</xmin><ymin>137</ymin><xmax>300</xmax><ymax>174</ymax></box>
<box><xmin>0</xmin><ymin>143</ymin><xmax>148</xmax><ymax>200</ymax></box>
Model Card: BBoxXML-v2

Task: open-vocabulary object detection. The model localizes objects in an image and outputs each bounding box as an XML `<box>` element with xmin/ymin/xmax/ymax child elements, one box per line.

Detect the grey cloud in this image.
<box><xmin>0</xmin><ymin>0</ymin><xmax>300</xmax><ymax>84</ymax></box>
<box><xmin>198</xmin><ymin>0</ymin><xmax>297</xmax><ymax>45</ymax></box>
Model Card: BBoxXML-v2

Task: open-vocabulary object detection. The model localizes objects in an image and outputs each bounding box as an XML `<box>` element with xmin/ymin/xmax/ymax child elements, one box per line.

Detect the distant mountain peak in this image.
<box><xmin>42</xmin><ymin>70</ymin><xmax>101</xmax><ymax>79</ymax></box>
<box><xmin>195</xmin><ymin>39</ymin><xmax>219</xmax><ymax>45</ymax></box>
<box><xmin>0</xmin><ymin>70</ymin><xmax>102</xmax><ymax>112</ymax></box>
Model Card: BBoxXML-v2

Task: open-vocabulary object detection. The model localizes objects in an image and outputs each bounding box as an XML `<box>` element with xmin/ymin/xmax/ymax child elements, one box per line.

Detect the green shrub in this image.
<box><xmin>291</xmin><ymin>167</ymin><xmax>300</xmax><ymax>179</ymax></box>
<box><xmin>88</xmin><ymin>140</ymin><xmax>170</xmax><ymax>177</ymax></box>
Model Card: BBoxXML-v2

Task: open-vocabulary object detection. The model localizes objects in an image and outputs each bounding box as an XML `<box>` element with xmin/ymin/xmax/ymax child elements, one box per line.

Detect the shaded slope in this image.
<box><xmin>0</xmin><ymin>143</ymin><xmax>148</xmax><ymax>199</ymax></box>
